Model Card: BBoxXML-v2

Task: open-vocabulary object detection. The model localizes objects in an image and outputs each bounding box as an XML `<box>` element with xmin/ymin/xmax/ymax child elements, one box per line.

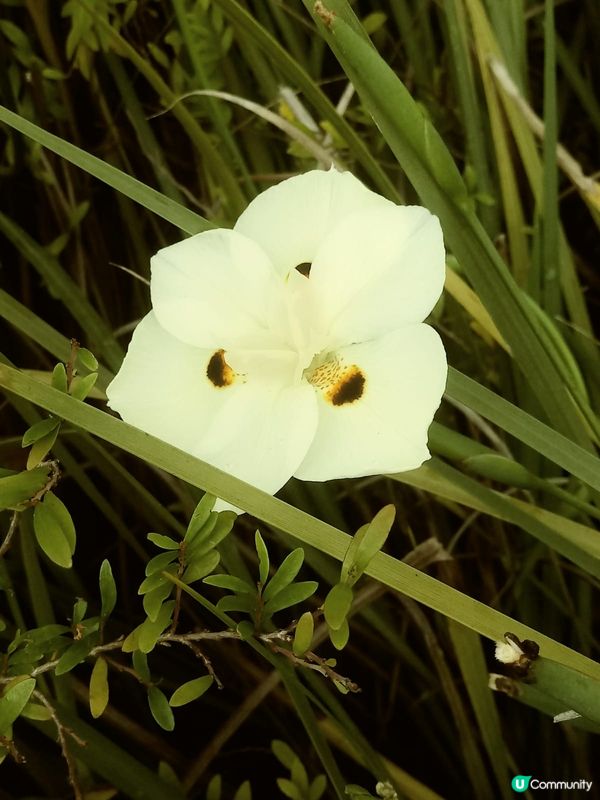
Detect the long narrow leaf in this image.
<box><xmin>1</xmin><ymin>364</ymin><xmax>599</xmax><ymax>680</ymax></box>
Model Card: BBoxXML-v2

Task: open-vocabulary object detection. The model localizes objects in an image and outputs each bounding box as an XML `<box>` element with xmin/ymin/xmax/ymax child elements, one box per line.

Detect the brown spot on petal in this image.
<box><xmin>207</xmin><ymin>349</ymin><xmax>236</xmax><ymax>388</ymax></box>
<box><xmin>295</xmin><ymin>262</ymin><xmax>312</xmax><ymax>277</ymax></box>
<box><xmin>308</xmin><ymin>360</ymin><xmax>366</xmax><ymax>406</ymax></box>
<box><xmin>330</xmin><ymin>366</ymin><xmax>365</xmax><ymax>406</ymax></box>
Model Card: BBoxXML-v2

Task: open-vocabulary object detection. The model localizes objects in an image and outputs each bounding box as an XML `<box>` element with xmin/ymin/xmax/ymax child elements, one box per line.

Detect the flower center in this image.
<box><xmin>304</xmin><ymin>354</ymin><xmax>366</xmax><ymax>406</ymax></box>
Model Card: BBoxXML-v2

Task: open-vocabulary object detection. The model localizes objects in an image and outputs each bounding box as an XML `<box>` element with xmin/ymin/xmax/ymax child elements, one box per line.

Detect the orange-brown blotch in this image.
<box><xmin>207</xmin><ymin>349</ymin><xmax>236</xmax><ymax>388</ymax></box>
<box><xmin>329</xmin><ymin>366</ymin><xmax>365</xmax><ymax>406</ymax></box>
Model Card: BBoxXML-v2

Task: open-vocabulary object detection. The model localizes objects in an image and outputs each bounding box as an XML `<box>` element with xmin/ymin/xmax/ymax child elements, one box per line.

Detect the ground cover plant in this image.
<box><xmin>1</xmin><ymin>1</ymin><xmax>600</xmax><ymax>798</ymax></box>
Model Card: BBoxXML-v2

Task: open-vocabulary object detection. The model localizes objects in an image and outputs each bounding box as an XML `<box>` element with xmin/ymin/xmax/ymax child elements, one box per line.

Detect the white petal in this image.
<box><xmin>106</xmin><ymin>312</ymin><xmax>220</xmax><ymax>453</ymax></box>
<box><xmin>151</xmin><ymin>228</ymin><xmax>284</xmax><ymax>350</ymax></box>
<box><xmin>106</xmin><ymin>313</ymin><xmax>318</xmax><ymax>496</ymax></box>
<box><xmin>309</xmin><ymin>205</ymin><xmax>445</xmax><ymax>346</ymax></box>
<box><xmin>234</xmin><ymin>168</ymin><xmax>392</xmax><ymax>278</ymax></box>
<box><xmin>295</xmin><ymin>325</ymin><xmax>447</xmax><ymax>481</ymax></box>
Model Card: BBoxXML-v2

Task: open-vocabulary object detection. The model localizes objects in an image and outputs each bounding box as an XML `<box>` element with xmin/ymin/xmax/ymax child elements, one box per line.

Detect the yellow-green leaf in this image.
<box><xmin>89</xmin><ymin>657</ymin><xmax>109</xmax><ymax>719</ymax></box>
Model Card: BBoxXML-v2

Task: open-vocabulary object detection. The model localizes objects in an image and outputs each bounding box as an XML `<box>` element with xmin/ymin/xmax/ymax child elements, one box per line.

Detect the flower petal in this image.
<box><xmin>234</xmin><ymin>168</ymin><xmax>391</xmax><ymax>278</ymax></box>
<box><xmin>151</xmin><ymin>228</ymin><xmax>283</xmax><ymax>350</ymax></box>
<box><xmin>294</xmin><ymin>324</ymin><xmax>447</xmax><ymax>481</ymax></box>
<box><xmin>106</xmin><ymin>313</ymin><xmax>318</xmax><ymax>496</ymax></box>
<box><xmin>309</xmin><ymin>205</ymin><xmax>445</xmax><ymax>346</ymax></box>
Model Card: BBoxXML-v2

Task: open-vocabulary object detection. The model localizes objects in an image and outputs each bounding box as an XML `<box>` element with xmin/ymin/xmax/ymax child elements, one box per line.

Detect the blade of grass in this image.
<box><xmin>0</xmin><ymin>105</ymin><xmax>212</xmax><ymax>235</ymax></box>
<box><xmin>215</xmin><ymin>0</ymin><xmax>402</xmax><ymax>202</ymax></box>
<box><xmin>171</xmin><ymin>0</ymin><xmax>256</xmax><ymax>199</ymax></box>
<box><xmin>0</xmin><ymin>288</ymin><xmax>111</xmax><ymax>392</ymax></box>
<box><xmin>392</xmin><ymin>458</ymin><xmax>600</xmax><ymax>578</ymax></box>
<box><xmin>447</xmin><ymin>622</ymin><xmax>513</xmax><ymax>800</ymax></box>
<box><xmin>302</xmin><ymin>1</ymin><xmax>593</xmax><ymax>448</ymax></box>
<box><xmin>541</xmin><ymin>0</ymin><xmax>560</xmax><ymax>314</ymax></box>
<box><xmin>1</xmin><ymin>364</ymin><xmax>599</xmax><ymax>680</ymax></box>
<box><xmin>0</xmin><ymin>211</ymin><xmax>123</xmax><ymax>373</ymax></box>
<box><xmin>78</xmin><ymin>0</ymin><xmax>247</xmax><ymax>221</ymax></box>
<box><xmin>30</xmin><ymin>710</ymin><xmax>187</xmax><ymax>800</ymax></box>
<box><xmin>446</xmin><ymin>368</ymin><xmax>600</xmax><ymax>494</ymax></box>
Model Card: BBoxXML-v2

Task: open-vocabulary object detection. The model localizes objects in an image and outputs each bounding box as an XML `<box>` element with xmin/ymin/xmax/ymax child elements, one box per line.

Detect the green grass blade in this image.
<box><xmin>446</xmin><ymin>368</ymin><xmax>600</xmax><ymax>494</ymax></box>
<box><xmin>447</xmin><ymin>622</ymin><xmax>513</xmax><ymax>800</ymax></box>
<box><xmin>216</xmin><ymin>0</ymin><xmax>402</xmax><ymax>202</ymax></box>
<box><xmin>392</xmin><ymin>458</ymin><xmax>600</xmax><ymax>579</ymax></box>
<box><xmin>30</xmin><ymin>709</ymin><xmax>187</xmax><ymax>800</ymax></box>
<box><xmin>541</xmin><ymin>0</ymin><xmax>560</xmax><ymax>314</ymax></box>
<box><xmin>0</xmin><ymin>105</ymin><xmax>211</xmax><ymax>235</ymax></box>
<box><xmin>303</xmin><ymin>1</ymin><xmax>592</xmax><ymax>446</ymax></box>
<box><xmin>0</xmin><ymin>211</ymin><xmax>123</xmax><ymax>373</ymax></box>
<box><xmin>0</xmin><ymin>288</ymin><xmax>110</xmax><ymax>391</ymax></box>
<box><xmin>1</xmin><ymin>363</ymin><xmax>599</xmax><ymax>681</ymax></box>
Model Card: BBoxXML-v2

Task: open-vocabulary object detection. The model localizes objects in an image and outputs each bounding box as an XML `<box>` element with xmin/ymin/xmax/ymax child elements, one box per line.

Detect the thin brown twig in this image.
<box><xmin>33</xmin><ymin>690</ymin><xmax>85</xmax><ymax>800</ymax></box>
<box><xmin>0</xmin><ymin>512</ymin><xmax>20</xmax><ymax>559</ymax></box>
<box><xmin>269</xmin><ymin>643</ymin><xmax>361</xmax><ymax>693</ymax></box>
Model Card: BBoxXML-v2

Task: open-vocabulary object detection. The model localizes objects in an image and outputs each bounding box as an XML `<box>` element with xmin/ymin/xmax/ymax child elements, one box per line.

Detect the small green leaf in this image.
<box><xmin>233</xmin><ymin>781</ymin><xmax>252</xmax><ymax>800</ymax></box>
<box><xmin>291</xmin><ymin>756</ymin><xmax>309</xmax><ymax>792</ymax></box>
<box><xmin>255</xmin><ymin>530</ymin><xmax>269</xmax><ymax>585</ymax></box>
<box><xmin>39</xmin><ymin>492</ymin><xmax>76</xmax><ymax>551</ymax></box>
<box><xmin>182</xmin><ymin>550</ymin><xmax>220</xmax><ymax>584</ymax></box>
<box><xmin>329</xmin><ymin>618</ymin><xmax>350</xmax><ymax>651</ymax></box>
<box><xmin>309</xmin><ymin>774</ymin><xmax>327</xmax><ymax>800</ymax></box>
<box><xmin>143</xmin><ymin>580</ymin><xmax>173</xmax><ymax>622</ymax></box>
<box><xmin>132</xmin><ymin>651</ymin><xmax>151</xmax><ymax>683</ymax></box>
<box><xmin>263</xmin><ymin>549</ymin><xmax>304</xmax><ymax>604</ymax></box>
<box><xmin>236</xmin><ymin>621</ymin><xmax>255</xmax><ymax>641</ymax></box>
<box><xmin>51</xmin><ymin>363</ymin><xmax>68</xmax><ymax>393</ymax></box>
<box><xmin>145</xmin><ymin>551</ymin><xmax>178</xmax><ymax>576</ymax></box>
<box><xmin>293</xmin><ymin>612</ymin><xmax>314</xmax><ymax>657</ymax></box>
<box><xmin>26</xmin><ymin>425</ymin><xmax>60</xmax><ymax>469</ymax></box>
<box><xmin>70</xmin><ymin>371</ymin><xmax>98</xmax><ymax>401</ymax></box>
<box><xmin>203</xmin><ymin>574</ymin><xmax>255</xmax><ymax>594</ymax></box>
<box><xmin>362</xmin><ymin>11</ymin><xmax>387</xmax><ymax>35</ymax></box>
<box><xmin>323</xmin><ymin>583</ymin><xmax>353</xmax><ymax>631</ymax></box>
<box><xmin>72</xmin><ymin>598</ymin><xmax>88</xmax><ymax>625</ymax></box>
<box><xmin>19</xmin><ymin>701</ymin><xmax>52</xmax><ymax>721</ymax></box>
<box><xmin>77</xmin><ymin>347</ymin><xmax>98</xmax><ymax>372</ymax></box>
<box><xmin>184</xmin><ymin>494</ymin><xmax>216</xmax><ymax>543</ymax></box>
<box><xmin>33</xmin><ymin>493</ymin><xmax>75</xmax><ymax>568</ymax></box>
<box><xmin>137</xmin><ymin>601</ymin><xmax>175</xmax><ymax>654</ymax></box>
<box><xmin>277</xmin><ymin>778</ymin><xmax>302</xmax><ymax>800</ymax></box>
<box><xmin>22</xmin><ymin>417</ymin><xmax>60</xmax><ymax>447</ymax></box>
<box><xmin>264</xmin><ymin>581</ymin><xmax>318</xmax><ymax>616</ymax></box>
<box><xmin>217</xmin><ymin>595</ymin><xmax>256</xmax><ymax>614</ymax></box>
<box><xmin>169</xmin><ymin>675</ymin><xmax>213</xmax><ymax>707</ymax></box>
<box><xmin>0</xmin><ymin>466</ymin><xmax>51</xmax><ymax>511</ymax></box>
<box><xmin>55</xmin><ymin>638</ymin><xmax>95</xmax><ymax>675</ymax></box>
<box><xmin>271</xmin><ymin>739</ymin><xmax>297</xmax><ymax>769</ymax></box>
<box><xmin>206</xmin><ymin>775</ymin><xmax>222</xmax><ymax>800</ymax></box>
<box><xmin>148</xmin><ymin>686</ymin><xmax>174</xmax><ymax>731</ymax></box>
<box><xmin>139</xmin><ymin>567</ymin><xmax>177</xmax><ymax>594</ymax></box>
<box><xmin>187</xmin><ymin>511</ymin><xmax>236</xmax><ymax>559</ymax></box>
<box><xmin>99</xmin><ymin>559</ymin><xmax>117</xmax><ymax>619</ymax></box>
<box><xmin>158</xmin><ymin>760</ymin><xmax>183</xmax><ymax>789</ymax></box>
<box><xmin>0</xmin><ymin>677</ymin><xmax>36</xmax><ymax>732</ymax></box>
<box><xmin>341</xmin><ymin>505</ymin><xmax>395</xmax><ymax>587</ymax></box>
<box><xmin>185</xmin><ymin>512</ymin><xmax>217</xmax><ymax>553</ymax></box>
<box><xmin>147</xmin><ymin>532</ymin><xmax>180</xmax><ymax>550</ymax></box>
<box><xmin>89</xmin><ymin>657</ymin><xmax>109</xmax><ymax>718</ymax></box>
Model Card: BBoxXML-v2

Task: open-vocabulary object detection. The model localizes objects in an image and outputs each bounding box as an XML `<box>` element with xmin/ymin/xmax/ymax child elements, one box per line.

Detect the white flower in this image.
<box><xmin>106</xmin><ymin>169</ymin><xmax>447</xmax><ymax>499</ymax></box>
